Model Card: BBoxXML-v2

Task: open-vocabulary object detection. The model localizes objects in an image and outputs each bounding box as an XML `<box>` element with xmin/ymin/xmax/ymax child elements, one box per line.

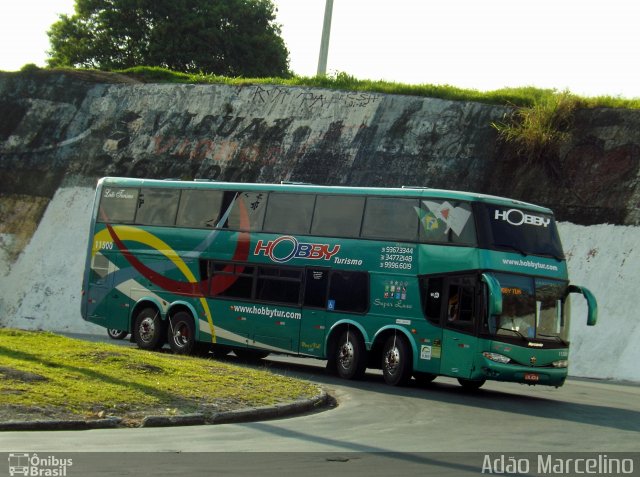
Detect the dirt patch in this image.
<box><xmin>0</xmin><ymin>366</ymin><xmax>48</xmax><ymax>382</ymax></box>
<box><xmin>0</xmin><ymin>404</ymin><xmax>76</xmax><ymax>423</ymax></box>
<box><xmin>80</xmin><ymin>350</ymin><xmax>126</xmax><ymax>362</ymax></box>
<box><xmin>129</xmin><ymin>363</ymin><xmax>163</xmax><ymax>374</ymax></box>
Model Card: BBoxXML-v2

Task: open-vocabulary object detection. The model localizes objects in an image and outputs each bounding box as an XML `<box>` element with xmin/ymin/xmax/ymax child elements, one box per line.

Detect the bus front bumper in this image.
<box><xmin>477</xmin><ymin>359</ymin><xmax>568</xmax><ymax>387</ymax></box>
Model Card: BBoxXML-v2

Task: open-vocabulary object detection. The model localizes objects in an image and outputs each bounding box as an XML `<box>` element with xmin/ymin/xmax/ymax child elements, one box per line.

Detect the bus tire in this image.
<box><xmin>382</xmin><ymin>335</ymin><xmax>412</xmax><ymax>386</ymax></box>
<box><xmin>335</xmin><ymin>330</ymin><xmax>367</xmax><ymax>380</ymax></box>
<box><xmin>107</xmin><ymin>329</ymin><xmax>128</xmax><ymax>340</ymax></box>
<box><xmin>168</xmin><ymin>311</ymin><xmax>197</xmax><ymax>355</ymax></box>
<box><xmin>457</xmin><ymin>378</ymin><xmax>486</xmax><ymax>391</ymax></box>
<box><xmin>133</xmin><ymin>307</ymin><xmax>165</xmax><ymax>351</ymax></box>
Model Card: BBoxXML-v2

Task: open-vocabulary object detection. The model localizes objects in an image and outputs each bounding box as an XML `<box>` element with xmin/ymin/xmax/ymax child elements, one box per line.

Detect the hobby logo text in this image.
<box><xmin>494</xmin><ymin>209</ymin><xmax>550</xmax><ymax>228</ymax></box>
<box><xmin>254</xmin><ymin>236</ymin><xmax>340</xmax><ymax>263</ymax></box>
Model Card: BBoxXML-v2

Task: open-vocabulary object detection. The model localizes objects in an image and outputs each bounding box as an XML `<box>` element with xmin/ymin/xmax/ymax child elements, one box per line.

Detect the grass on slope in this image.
<box><xmin>0</xmin><ymin>328</ymin><xmax>319</xmax><ymax>427</ymax></box>
<box><xmin>11</xmin><ymin>64</ymin><xmax>640</xmax><ymax>110</ymax></box>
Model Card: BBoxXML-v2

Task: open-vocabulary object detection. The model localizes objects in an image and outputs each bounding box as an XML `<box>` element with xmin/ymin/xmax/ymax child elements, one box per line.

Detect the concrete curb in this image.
<box><xmin>0</xmin><ymin>391</ymin><xmax>330</xmax><ymax>431</ymax></box>
<box><xmin>0</xmin><ymin>417</ymin><xmax>122</xmax><ymax>431</ymax></box>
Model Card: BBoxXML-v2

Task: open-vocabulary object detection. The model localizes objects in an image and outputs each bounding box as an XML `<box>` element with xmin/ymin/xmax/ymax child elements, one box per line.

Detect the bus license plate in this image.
<box><xmin>524</xmin><ymin>373</ymin><xmax>539</xmax><ymax>381</ymax></box>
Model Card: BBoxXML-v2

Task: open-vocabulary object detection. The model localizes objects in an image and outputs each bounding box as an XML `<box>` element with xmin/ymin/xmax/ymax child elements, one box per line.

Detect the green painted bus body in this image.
<box><xmin>81</xmin><ymin>177</ymin><xmax>596</xmax><ymax>388</ymax></box>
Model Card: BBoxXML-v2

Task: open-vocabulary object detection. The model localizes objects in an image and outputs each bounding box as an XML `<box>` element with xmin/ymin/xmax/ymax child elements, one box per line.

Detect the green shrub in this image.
<box><xmin>491</xmin><ymin>91</ymin><xmax>581</xmax><ymax>163</ymax></box>
<box><xmin>19</xmin><ymin>63</ymin><xmax>41</xmax><ymax>74</ymax></box>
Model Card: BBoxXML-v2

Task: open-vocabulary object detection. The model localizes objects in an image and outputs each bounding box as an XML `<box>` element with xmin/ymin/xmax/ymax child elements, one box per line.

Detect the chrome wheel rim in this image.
<box><xmin>338</xmin><ymin>341</ymin><xmax>354</xmax><ymax>370</ymax></box>
<box><xmin>172</xmin><ymin>322</ymin><xmax>189</xmax><ymax>348</ymax></box>
<box><xmin>139</xmin><ymin>317</ymin><xmax>155</xmax><ymax>343</ymax></box>
<box><xmin>384</xmin><ymin>345</ymin><xmax>400</xmax><ymax>376</ymax></box>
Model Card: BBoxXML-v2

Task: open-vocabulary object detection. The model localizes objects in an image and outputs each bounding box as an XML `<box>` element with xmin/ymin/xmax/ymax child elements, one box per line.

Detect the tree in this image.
<box><xmin>47</xmin><ymin>0</ymin><xmax>290</xmax><ymax>77</ymax></box>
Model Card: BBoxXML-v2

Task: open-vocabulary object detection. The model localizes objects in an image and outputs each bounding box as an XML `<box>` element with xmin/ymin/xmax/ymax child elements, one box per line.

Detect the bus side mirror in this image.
<box><xmin>481</xmin><ymin>273</ymin><xmax>502</xmax><ymax>317</ymax></box>
<box><xmin>568</xmin><ymin>285</ymin><xmax>598</xmax><ymax>326</ymax></box>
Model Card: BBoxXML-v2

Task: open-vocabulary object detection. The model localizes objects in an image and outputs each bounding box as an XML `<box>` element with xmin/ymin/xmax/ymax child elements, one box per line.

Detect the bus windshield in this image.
<box><xmin>475</xmin><ymin>203</ymin><xmax>564</xmax><ymax>259</ymax></box>
<box><xmin>489</xmin><ymin>273</ymin><xmax>570</xmax><ymax>344</ymax></box>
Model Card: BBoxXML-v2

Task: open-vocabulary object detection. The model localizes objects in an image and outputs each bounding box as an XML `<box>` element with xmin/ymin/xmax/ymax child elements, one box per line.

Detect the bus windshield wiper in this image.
<box><xmin>537</xmin><ymin>333</ymin><xmax>568</xmax><ymax>345</ymax></box>
<box><xmin>494</xmin><ymin>243</ymin><xmax>528</xmax><ymax>257</ymax></box>
<box><xmin>496</xmin><ymin>327</ymin><xmax>527</xmax><ymax>341</ymax></box>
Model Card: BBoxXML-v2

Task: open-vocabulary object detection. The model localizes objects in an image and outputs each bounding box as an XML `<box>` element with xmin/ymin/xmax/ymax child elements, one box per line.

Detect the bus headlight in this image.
<box><xmin>482</xmin><ymin>352</ymin><xmax>511</xmax><ymax>364</ymax></box>
<box><xmin>552</xmin><ymin>360</ymin><xmax>568</xmax><ymax>368</ymax></box>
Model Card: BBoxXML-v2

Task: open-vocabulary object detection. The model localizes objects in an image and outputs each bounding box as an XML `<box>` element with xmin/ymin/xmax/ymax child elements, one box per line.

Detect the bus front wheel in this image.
<box><xmin>168</xmin><ymin>311</ymin><xmax>197</xmax><ymax>355</ymax></box>
<box><xmin>335</xmin><ymin>330</ymin><xmax>367</xmax><ymax>380</ymax></box>
<box><xmin>133</xmin><ymin>307</ymin><xmax>165</xmax><ymax>351</ymax></box>
<box><xmin>382</xmin><ymin>335</ymin><xmax>412</xmax><ymax>386</ymax></box>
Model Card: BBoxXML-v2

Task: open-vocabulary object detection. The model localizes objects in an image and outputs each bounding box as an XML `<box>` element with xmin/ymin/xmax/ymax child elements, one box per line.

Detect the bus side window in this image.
<box><xmin>90</xmin><ymin>254</ymin><xmax>111</xmax><ymax>285</ymax></box>
<box><xmin>221</xmin><ymin>191</ymin><xmax>267</xmax><ymax>231</ymax></box>
<box><xmin>210</xmin><ymin>262</ymin><xmax>254</xmax><ymax>299</ymax></box>
<box><xmin>263</xmin><ymin>193</ymin><xmax>315</xmax><ymax>234</ymax></box>
<box><xmin>445</xmin><ymin>278</ymin><xmax>475</xmax><ymax>331</ymax></box>
<box><xmin>327</xmin><ymin>271</ymin><xmax>368</xmax><ymax>313</ymax></box>
<box><xmin>176</xmin><ymin>189</ymin><xmax>223</xmax><ymax>228</ymax></box>
<box><xmin>303</xmin><ymin>269</ymin><xmax>329</xmax><ymax>308</ymax></box>
<box><xmin>311</xmin><ymin>195</ymin><xmax>365</xmax><ymax>238</ymax></box>
<box><xmin>255</xmin><ymin>266</ymin><xmax>303</xmax><ymax>305</ymax></box>
<box><xmin>135</xmin><ymin>188</ymin><xmax>180</xmax><ymax>226</ymax></box>
<box><xmin>98</xmin><ymin>187</ymin><xmax>138</xmax><ymax>223</ymax></box>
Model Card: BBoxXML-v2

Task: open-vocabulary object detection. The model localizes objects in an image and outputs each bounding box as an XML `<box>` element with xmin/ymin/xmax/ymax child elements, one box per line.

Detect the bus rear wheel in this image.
<box><xmin>133</xmin><ymin>307</ymin><xmax>165</xmax><ymax>351</ymax></box>
<box><xmin>168</xmin><ymin>311</ymin><xmax>197</xmax><ymax>355</ymax></box>
<box><xmin>107</xmin><ymin>329</ymin><xmax>128</xmax><ymax>340</ymax></box>
<box><xmin>382</xmin><ymin>335</ymin><xmax>412</xmax><ymax>386</ymax></box>
<box><xmin>335</xmin><ymin>330</ymin><xmax>367</xmax><ymax>380</ymax></box>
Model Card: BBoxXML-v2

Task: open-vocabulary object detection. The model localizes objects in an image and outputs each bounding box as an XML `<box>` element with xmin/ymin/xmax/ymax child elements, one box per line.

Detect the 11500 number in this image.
<box><xmin>94</xmin><ymin>240</ymin><xmax>114</xmax><ymax>250</ymax></box>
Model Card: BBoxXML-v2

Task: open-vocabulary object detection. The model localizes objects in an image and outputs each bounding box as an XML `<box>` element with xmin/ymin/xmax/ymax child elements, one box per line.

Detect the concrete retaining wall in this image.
<box><xmin>1</xmin><ymin>71</ymin><xmax>638</xmax><ymax>382</ymax></box>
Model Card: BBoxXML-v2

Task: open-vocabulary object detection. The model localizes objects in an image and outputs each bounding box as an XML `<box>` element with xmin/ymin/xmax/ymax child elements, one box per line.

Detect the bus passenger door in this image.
<box><xmin>298</xmin><ymin>268</ymin><xmax>329</xmax><ymax>357</ymax></box>
<box><xmin>440</xmin><ymin>276</ymin><xmax>478</xmax><ymax>379</ymax></box>
<box><xmin>419</xmin><ymin>276</ymin><xmax>445</xmax><ymax>376</ymax></box>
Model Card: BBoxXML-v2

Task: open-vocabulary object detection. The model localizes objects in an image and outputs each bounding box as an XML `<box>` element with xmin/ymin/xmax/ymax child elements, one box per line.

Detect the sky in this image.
<box><xmin>0</xmin><ymin>0</ymin><xmax>639</xmax><ymax>98</ymax></box>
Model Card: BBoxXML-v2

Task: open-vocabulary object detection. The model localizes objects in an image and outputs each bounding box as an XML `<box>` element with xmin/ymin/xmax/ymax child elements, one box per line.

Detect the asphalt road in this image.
<box><xmin>2</xmin><ymin>334</ymin><xmax>639</xmax><ymax>476</ymax></box>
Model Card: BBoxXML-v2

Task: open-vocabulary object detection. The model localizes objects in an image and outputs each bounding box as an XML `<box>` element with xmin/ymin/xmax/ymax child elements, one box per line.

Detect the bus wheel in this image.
<box><xmin>133</xmin><ymin>307</ymin><xmax>165</xmax><ymax>351</ymax></box>
<box><xmin>457</xmin><ymin>378</ymin><xmax>486</xmax><ymax>391</ymax></box>
<box><xmin>382</xmin><ymin>335</ymin><xmax>412</xmax><ymax>386</ymax></box>
<box><xmin>413</xmin><ymin>372</ymin><xmax>437</xmax><ymax>387</ymax></box>
<box><xmin>168</xmin><ymin>311</ymin><xmax>196</xmax><ymax>355</ymax></box>
<box><xmin>107</xmin><ymin>329</ymin><xmax>128</xmax><ymax>340</ymax></box>
<box><xmin>335</xmin><ymin>330</ymin><xmax>367</xmax><ymax>380</ymax></box>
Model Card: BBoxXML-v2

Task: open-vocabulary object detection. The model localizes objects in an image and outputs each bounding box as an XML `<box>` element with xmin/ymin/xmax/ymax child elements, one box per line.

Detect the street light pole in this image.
<box><xmin>317</xmin><ymin>0</ymin><xmax>334</xmax><ymax>76</ymax></box>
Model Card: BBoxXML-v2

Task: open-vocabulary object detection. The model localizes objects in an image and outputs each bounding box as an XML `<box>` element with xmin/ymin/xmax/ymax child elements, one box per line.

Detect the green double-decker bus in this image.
<box><xmin>81</xmin><ymin>177</ymin><xmax>597</xmax><ymax>389</ymax></box>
